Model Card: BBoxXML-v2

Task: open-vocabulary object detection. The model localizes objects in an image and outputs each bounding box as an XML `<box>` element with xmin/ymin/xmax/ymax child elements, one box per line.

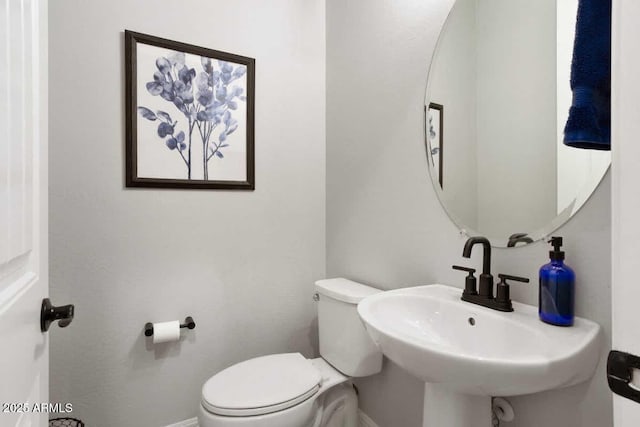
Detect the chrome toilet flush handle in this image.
<box><xmin>313</xmin><ymin>293</ymin><xmax>320</xmax><ymax>301</ymax></box>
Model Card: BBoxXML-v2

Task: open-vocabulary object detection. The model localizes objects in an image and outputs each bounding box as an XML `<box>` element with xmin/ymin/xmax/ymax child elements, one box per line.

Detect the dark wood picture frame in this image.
<box><xmin>125</xmin><ymin>30</ymin><xmax>255</xmax><ymax>190</ymax></box>
<box><xmin>427</xmin><ymin>102</ymin><xmax>444</xmax><ymax>188</ymax></box>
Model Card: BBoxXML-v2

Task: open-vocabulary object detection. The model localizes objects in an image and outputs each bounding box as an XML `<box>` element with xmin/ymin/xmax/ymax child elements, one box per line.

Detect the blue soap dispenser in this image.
<box><xmin>539</xmin><ymin>236</ymin><xmax>575</xmax><ymax>326</ymax></box>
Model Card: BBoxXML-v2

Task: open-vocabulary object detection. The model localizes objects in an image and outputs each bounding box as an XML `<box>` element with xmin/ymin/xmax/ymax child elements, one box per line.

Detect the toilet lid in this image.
<box><xmin>201</xmin><ymin>353</ymin><xmax>321</xmax><ymax>417</ymax></box>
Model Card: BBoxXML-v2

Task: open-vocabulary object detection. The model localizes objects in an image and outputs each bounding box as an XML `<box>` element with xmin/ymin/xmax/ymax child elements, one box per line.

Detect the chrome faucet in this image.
<box><xmin>453</xmin><ymin>236</ymin><xmax>529</xmax><ymax>312</ymax></box>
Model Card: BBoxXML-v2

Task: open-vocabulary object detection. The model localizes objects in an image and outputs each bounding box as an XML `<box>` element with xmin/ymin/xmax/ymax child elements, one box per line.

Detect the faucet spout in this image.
<box><xmin>462</xmin><ymin>236</ymin><xmax>491</xmax><ymax>275</ymax></box>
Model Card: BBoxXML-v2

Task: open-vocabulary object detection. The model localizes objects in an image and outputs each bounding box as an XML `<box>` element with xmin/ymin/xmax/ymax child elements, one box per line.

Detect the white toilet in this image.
<box><xmin>198</xmin><ymin>278</ymin><xmax>383</xmax><ymax>427</ymax></box>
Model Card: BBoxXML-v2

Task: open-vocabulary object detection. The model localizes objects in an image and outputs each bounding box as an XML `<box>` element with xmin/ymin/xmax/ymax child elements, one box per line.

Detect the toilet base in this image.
<box><xmin>315</xmin><ymin>383</ymin><xmax>358</xmax><ymax>427</ymax></box>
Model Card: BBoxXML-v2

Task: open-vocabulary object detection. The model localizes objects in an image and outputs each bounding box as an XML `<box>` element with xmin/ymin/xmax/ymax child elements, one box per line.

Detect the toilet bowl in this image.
<box><xmin>198</xmin><ymin>278</ymin><xmax>383</xmax><ymax>427</ymax></box>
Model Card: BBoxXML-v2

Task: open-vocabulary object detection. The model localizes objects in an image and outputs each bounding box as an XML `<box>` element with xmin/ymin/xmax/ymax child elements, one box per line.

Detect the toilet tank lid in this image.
<box><xmin>314</xmin><ymin>278</ymin><xmax>382</xmax><ymax>304</ymax></box>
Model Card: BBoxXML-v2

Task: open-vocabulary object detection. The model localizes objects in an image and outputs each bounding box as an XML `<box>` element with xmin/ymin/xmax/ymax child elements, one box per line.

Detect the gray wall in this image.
<box><xmin>49</xmin><ymin>1</ymin><xmax>325</xmax><ymax>426</ymax></box>
<box><xmin>326</xmin><ymin>0</ymin><xmax>612</xmax><ymax>426</ymax></box>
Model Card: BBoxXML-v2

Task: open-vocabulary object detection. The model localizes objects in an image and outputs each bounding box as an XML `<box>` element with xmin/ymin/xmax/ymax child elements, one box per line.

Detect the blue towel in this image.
<box><xmin>563</xmin><ymin>0</ymin><xmax>611</xmax><ymax>150</ymax></box>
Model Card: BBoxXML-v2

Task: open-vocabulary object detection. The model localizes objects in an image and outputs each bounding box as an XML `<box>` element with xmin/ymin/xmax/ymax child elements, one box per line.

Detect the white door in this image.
<box><xmin>0</xmin><ymin>0</ymin><xmax>48</xmax><ymax>426</ymax></box>
<box><xmin>611</xmin><ymin>0</ymin><xmax>640</xmax><ymax>425</ymax></box>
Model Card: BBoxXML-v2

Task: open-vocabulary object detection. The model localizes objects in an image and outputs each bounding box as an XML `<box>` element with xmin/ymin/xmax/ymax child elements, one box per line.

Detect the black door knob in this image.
<box><xmin>41</xmin><ymin>298</ymin><xmax>75</xmax><ymax>332</ymax></box>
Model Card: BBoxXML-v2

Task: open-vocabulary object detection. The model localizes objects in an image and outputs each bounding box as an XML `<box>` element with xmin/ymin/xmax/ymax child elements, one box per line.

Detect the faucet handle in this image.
<box><xmin>498</xmin><ymin>273</ymin><xmax>530</xmax><ymax>284</ymax></box>
<box><xmin>452</xmin><ymin>265</ymin><xmax>477</xmax><ymax>296</ymax></box>
<box><xmin>495</xmin><ymin>274</ymin><xmax>530</xmax><ymax>311</ymax></box>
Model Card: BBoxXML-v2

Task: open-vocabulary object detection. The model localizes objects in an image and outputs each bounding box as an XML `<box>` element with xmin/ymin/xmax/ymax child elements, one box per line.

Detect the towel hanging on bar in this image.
<box><xmin>563</xmin><ymin>0</ymin><xmax>612</xmax><ymax>151</ymax></box>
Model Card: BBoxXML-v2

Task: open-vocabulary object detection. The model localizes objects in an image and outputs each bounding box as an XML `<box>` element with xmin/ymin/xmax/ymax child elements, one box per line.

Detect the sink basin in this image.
<box><xmin>357</xmin><ymin>284</ymin><xmax>602</xmax><ymax>397</ymax></box>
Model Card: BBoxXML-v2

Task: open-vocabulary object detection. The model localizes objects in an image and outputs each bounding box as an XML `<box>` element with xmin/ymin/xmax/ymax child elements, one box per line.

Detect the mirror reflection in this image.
<box><xmin>425</xmin><ymin>0</ymin><xmax>610</xmax><ymax>247</ymax></box>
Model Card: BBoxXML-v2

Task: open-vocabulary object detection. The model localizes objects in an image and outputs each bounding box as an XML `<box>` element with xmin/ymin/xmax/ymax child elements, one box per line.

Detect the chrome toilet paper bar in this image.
<box><xmin>144</xmin><ymin>316</ymin><xmax>196</xmax><ymax>337</ymax></box>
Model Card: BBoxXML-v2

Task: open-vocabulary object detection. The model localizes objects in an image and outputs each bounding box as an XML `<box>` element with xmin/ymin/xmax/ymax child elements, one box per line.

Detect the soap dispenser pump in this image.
<box><xmin>539</xmin><ymin>236</ymin><xmax>575</xmax><ymax>326</ymax></box>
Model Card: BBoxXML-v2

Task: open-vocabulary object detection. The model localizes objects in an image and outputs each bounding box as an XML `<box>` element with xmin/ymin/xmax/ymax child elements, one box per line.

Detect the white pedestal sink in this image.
<box><xmin>357</xmin><ymin>284</ymin><xmax>602</xmax><ymax>427</ymax></box>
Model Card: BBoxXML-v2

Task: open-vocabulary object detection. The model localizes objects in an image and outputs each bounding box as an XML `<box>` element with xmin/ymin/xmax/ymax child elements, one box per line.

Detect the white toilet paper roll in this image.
<box><xmin>152</xmin><ymin>320</ymin><xmax>181</xmax><ymax>344</ymax></box>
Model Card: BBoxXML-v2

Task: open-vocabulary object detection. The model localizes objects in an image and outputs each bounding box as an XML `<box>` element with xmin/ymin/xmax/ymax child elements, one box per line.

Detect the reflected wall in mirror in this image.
<box><xmin>425</xmin><ymin>0</ymin><xmax>610</xmax><ymax>248</ymax></box>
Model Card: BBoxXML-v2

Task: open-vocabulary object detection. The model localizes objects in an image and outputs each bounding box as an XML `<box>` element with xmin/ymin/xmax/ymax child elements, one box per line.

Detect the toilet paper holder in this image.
<box><xmin>144</xmin><ymin>316</ymin><xmax>196</xmax><ymax>337</ymax></box>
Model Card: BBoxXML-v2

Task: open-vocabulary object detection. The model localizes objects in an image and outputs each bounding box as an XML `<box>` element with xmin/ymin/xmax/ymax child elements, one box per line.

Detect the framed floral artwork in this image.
<box><xmin>427</xmin><ymin>102</ymin><xmax>443</xmax><ymax>188</ymax></box>
<box><xmin>125</xmin><ymin>31</ymin><xmax>255</xmax><ymax>189</ymax></box>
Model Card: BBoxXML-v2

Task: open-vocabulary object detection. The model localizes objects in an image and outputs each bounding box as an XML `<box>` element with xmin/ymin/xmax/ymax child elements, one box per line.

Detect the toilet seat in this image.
<box><xmin>201</xmin><ymin>353</ymin><xmax>321</xmax><ymax>417</ymax></box>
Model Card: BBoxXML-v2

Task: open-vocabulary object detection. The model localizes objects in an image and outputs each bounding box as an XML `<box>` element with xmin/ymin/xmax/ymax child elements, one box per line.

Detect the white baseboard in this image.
<box><xmin>359</xmin><ymin>410</ymin><xmax>380</xmax><ymax>427</ymax></box>
<box><xmin>166</xmin><ymin>412</ymin><xmax>376</xmax><ymax>427</ymax></box>
<box><xmin>165</xmin><ymin>417</ymin><xmax>198</xmax><ymax>427</ymax></box>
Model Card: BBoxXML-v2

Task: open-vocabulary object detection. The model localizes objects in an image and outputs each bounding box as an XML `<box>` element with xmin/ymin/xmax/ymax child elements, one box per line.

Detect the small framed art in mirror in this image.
<box><xmin>426</xmin><ymin>103</ymin><xmax>444</xmax><ymax>188</ymax></box>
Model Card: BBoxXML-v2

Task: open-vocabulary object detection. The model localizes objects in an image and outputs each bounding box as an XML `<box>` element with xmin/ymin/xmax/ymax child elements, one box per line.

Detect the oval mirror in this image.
<box><xmin>425</xmin><ymin>0</ymin><xmax>610</xmax><ymax>248</ymax></box>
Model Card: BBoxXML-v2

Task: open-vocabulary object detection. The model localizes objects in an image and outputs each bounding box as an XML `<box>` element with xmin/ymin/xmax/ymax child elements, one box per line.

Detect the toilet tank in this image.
<box><xmin>315</xmin><ymin>278</ymin><xmax>383</xmax><ymax>377</ymax></box>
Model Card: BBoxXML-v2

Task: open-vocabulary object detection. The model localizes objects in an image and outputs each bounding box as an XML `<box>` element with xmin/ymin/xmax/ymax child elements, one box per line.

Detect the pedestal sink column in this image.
<box><xmin>423</xmin><ymin>383</ymin><xmax>492</xmax><ymax>427</ymax></box>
